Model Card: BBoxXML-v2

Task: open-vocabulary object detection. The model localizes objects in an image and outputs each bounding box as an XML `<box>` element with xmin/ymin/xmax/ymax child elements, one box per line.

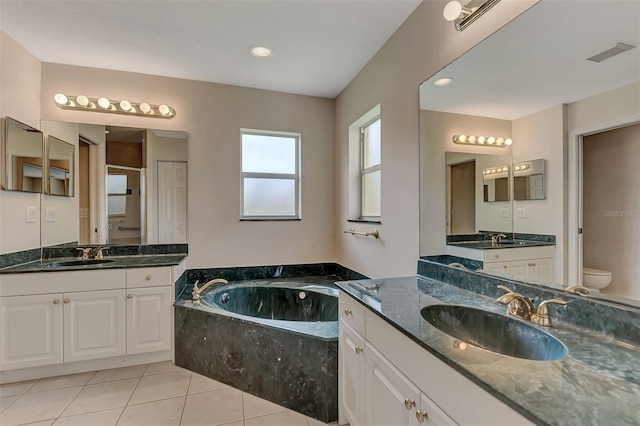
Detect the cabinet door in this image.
<box><xmin>502</xmin><ymin>261</ymin><xmax>529</xmax><ymax>279</ymax></box>
<box><xmin>0</xmin><ymin>294</ymin><xmax>63</xmax><ymax>370</ymax></box>
<box><xmin>366</xmin><ymin>343</ymin><xmax>421</xmax><ymax>426</ymax></box>
<box><xmin>528</xmin><ymin>259</ymin><xmax>554</xmax><ymax>282</ymax></box>
<box><xmin>417</xmin><ymin>393</ymin><xmax>458</xmax><ymax>426</ymax></box>
<box><xmin>340</xmin><ymin>321</ymin><xmax>366</xmax><ymax>426</ymax></box>
<box><xmin>126</xmin><ymin>286</ymin><xmax>172</xmax><ymax>355</ymax></box>
<box><xmin>63</xmin><ymin>290</ymin><xmax>126</xmax><ymax>362</ymax></box>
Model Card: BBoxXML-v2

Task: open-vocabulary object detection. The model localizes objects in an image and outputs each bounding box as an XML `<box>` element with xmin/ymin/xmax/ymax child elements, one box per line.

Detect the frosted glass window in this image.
<box><xmin>108</xmin><ymin>195</ymin><xmax>126</xmax><ymax>216</ymax></box>
<box><xmin>107</xmin><ymin>175</ymin><xmax>127</xmax><ymax>195</ymax></box>
<box><xmin>362</xmin><ymin>169</ymin><xmax>381</xmax><ymax>217</ymax></box>
<box><xmin>363</xmin><ymin>118</ymin><xmax>381</xmax><ymax>168</ymax></box>
<box><xmin>241</xmin><ymin>129</ymin><xmax>300</xmax><ymax>219</ymax></box>
<box><xmin>242</xmin><ymin>134</ymin><xmax>297</xmax><ymax>174</ymax></box>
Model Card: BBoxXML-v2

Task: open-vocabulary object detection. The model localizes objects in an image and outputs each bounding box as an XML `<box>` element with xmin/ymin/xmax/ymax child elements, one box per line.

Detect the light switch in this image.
<box><xmin>500</xmin><ymin>208</ymin><xmax>509</xmax><ymax>218</ymax></box>
<box><xmin>517</xmin><ymin>208</ymin><xmax>526</xmax><ymax>218</ymax></box>
<box><xmin>46</xmin><ymin>207</ymin><xmax>56</xmax><ymax>223</ymax></box>
<box><xmin>26</xmin><ymin>206</ymin><xmax>37</xmax><ymax>224</ymax></box>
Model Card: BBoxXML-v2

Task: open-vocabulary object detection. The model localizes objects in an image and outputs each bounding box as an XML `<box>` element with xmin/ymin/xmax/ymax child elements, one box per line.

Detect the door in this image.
<box><xmin>0</xmin><ymin>294</ymin><xmax>63</xmax><ymax>370</ymax></box>
<box><xmin>63</xmin><ymin>290</ymin><xmax>126</xmax><ymax>362</ymax></box>
<box><xmin>158</xmin><ymin>161</ymin><xmax>188</xmax><ymax>243</ymax></box>
<box><xmin>340</xmin><ymin>321</ymin><xmax>366</xmax><ymax>426</ymax></box>
<box><xmin>449</xmin><ymin>161</ymin><xmax>475</xmax><ymax>235</ymax></box>
<box><xmin>366</xmin><ymin>343</ymin><xmax>421</xmax><ymax>426</ymax></box>
<box><xmin>126</xmin><ymin>286</ymin><xmax>172</xmax><ymax>355</ymax></box>
<box><xmin>79</xmin><ymin>140</ymin><xmax>91</xmax><ymax>244</ymax></box>
<box><xmin>107</xmin><ymin>166</ymin><xmax>144</xmax><ymax>244</ymax></box>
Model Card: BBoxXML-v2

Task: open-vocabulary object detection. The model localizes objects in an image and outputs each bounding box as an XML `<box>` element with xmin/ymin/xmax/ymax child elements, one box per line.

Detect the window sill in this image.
<box><xmin>348</xmin><ymin>219</ymin><xmax>381</xmax><ymax>224</ymax></box>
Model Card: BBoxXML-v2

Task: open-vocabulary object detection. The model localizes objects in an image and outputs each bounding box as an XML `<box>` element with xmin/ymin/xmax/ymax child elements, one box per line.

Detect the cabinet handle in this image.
<box><xmin>404</xmin><ymin>398</ymin><xmax>416</xmax><ymax>410</ymax></box>
<box><xmin>416</xmin><ymin>410</ymin><xmax>428</xmax><ymax>423</ymax></box>
<box><xmin>531</xmin><ymin>263</ymin><xmax>536</xmax><ymax>267</ymax></box>
<box><xmin>354</xmin><ymin>346</ymin><xmax>363</xmax><ymax>354</ymax></box>
<box><xmin>494</xmin><ymin>254</ymin><xmax>500</xmax><ymax>258</ymax></box>
<box><xmin>53</xmin><ymin>299</ymin><xmax>60</xmax><ymax>305</ymax></box>
<box><xmin>63</xmin><ymin>299</ymin><xmax>70</xmax><ymax>304</ymax></box>
<box><xmin>145</xmin><ymin>275</ymin><xmax>152</xmax><ymax>281</ymax></box>
<box><xmin>127</xmin><ymin>294</ymin><xmax>133</xmax><ymax>299</ymax></box>
<box><xmin>503</xmin><ymin>265</ymin><xmax>508</xmax><ymax>269</ymax></box>
<box><xmin>344</xmin><ymin>308</ymin><xmax>352</xmax><ymax>316</ymax></box>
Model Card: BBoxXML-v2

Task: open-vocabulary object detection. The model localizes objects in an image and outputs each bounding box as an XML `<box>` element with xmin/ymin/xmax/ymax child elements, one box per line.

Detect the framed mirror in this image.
<box><xmin>46</xmin><ymin>136</ymin><xmax>74</xmax><ymax>196</ymax></box>
<box><xmin>2</xmin><ymin>117</ymin><xmax>44</xmax><ymax>193</ymax></box>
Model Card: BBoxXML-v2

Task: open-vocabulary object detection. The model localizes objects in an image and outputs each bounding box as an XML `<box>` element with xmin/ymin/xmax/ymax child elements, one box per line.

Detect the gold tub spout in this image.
<box><xmin>192</xmin><ymin>278</ymin><xmax>229</xmax><ymax>304</ymax></box>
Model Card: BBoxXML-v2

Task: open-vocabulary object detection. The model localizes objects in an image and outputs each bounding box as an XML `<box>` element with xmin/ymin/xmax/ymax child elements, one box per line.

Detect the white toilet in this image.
<box><xmin>582</xmin><ymin>266</ymin><xmax>613</xmax><ymax>291</ymax></box>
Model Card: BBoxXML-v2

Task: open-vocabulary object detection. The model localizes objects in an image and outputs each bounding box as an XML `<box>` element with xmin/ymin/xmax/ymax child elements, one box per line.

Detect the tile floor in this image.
<box><xmin>0</xmin><ymin>361</ymin><xmax>336</xmax><ymax>426</ymax></box>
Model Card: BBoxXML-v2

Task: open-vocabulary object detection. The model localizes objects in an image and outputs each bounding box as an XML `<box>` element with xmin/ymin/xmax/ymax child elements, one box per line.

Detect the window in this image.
<box><xmin>361</xmin><ymin>117</ymin><xmax>381</xmax><ymax>218</ymax></box>
<box><xmin>241</xmin><ymin>130</ymin><xmax>300</xmax><ymax>219</ymax></box>
<box><xmin>107</xmin><ymin>173</ymin><xmax>127</xmax><ymax>216</ymax></box>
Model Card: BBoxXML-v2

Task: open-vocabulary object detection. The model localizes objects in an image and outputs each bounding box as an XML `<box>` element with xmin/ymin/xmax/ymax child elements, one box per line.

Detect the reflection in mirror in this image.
<box><xmin>513</xmin><ymin>158</ymin><xmax>545</xmax><ymax>201</ymax></box>
<box><xmin>482</xmin><ymin>164</ymin><xmax>510</xmax><ymax>202</ymax></box>
<box><xmin>419</xmin><ymin>1</ymin><xmax>640</xmax><ymax>306</ymax></box>
<box><xmin>107</xmin><ymin>165</ymin><xmax>144</xmax><ymax>244</ymax></box>
<box><xmin>2</xmin><ymin>117</ymin><xmax>43</xmax><ymax>193</ymax></box>
<box><xmin>46</xmin><ymin>136</ymin><xmax>74</xmax><ymax>196</ymax></box>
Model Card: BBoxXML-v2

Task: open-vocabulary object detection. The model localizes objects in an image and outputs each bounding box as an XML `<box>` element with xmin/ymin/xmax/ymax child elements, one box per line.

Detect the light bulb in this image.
<box><xmin>140</xmin><ymin>103</ymin><xmax>151</xmax><ymax>113</ymax></box>
<box><xmin>119</xmin><ymin>100</ymin><xmax>132</xmax><ymax>111</ymax></box>
<box><xmin>158</xmin><ymin>104</ymin><xmax>170</xmax><ymax>115</ymax></box>
<box><xmin>458</xmin><ymin>134</ymin><xmax>467</xmax><ymax>142</ymax></box>
<box><xmin>76</xmin><ymin>95</ymin><xmax>89</xmax><ymax>106</ymax></box>
<box><xmin>443</xmin><ymin>0</ymin><xmax>462</xmax><ymax>21</ymax></box>
<box><xmin>97</xmin><ymin>97</ymin><xmax>111</xmax><ymax>109</ymax></box>
<box><xmin>477</xmin><ymin>136</ymin><xmax>486</xmax><ymax>144</ymax></box>
<box><xmin>496</xmin><ymin>137</ymin><xmax>505</xmax><ymax>145</ymax></box>
<box><xmin>487</xmin><ymin>137</ymin><xmax>496</xmax><ymax>144</ymax></box>
<box><xmin>468</xmin><ymin>136</ymin><xmax>476</xmax><ymax>143</ymax></box>
<box><xmin>505</xmin><ymin>138</ymin><xmax>513</xmax><ymax>146</ymax></box>
<box><xmin>54</xmin><ymin>94</ymin><xmax>68</xmax><ymax>105</ymax></box>
<box><xmin>250</xmin><ymin>45</ymin><xmax>272</xmax><ymax>58</ymax></box>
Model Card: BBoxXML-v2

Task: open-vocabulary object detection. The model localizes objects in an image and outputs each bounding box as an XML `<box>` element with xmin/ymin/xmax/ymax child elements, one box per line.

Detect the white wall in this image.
<box><xmin>0</xmin><ymin>32</ymin><xmax>42</xmax><ymax>254</ymax></box>
<box><xmin>39</xmin><ymin>62</ymin><xmax>336</xmax><ymax>268</ymax></box>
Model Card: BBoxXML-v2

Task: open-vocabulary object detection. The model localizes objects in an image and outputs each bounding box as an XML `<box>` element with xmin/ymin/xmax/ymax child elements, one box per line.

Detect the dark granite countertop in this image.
<box><xmin>336</xmin><ymin>276</ymin><xmax>640</xmax><ymax>426</ymax></box>
<box><xmin>0</xmin><ymin>254</ymin><xmax>187</xmax><ymax>274</ymax></box>
<box><xmin>447</xmin><ymin>240</ymin><xmax>556</xmax><ymax>249</ymax></box>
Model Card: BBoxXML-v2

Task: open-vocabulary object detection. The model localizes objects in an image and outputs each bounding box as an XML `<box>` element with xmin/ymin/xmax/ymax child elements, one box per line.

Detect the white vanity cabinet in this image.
<box><xmin>338</xmin><ymin>292</ymin><xmax>533</xmax><ymax>426</ymax></box>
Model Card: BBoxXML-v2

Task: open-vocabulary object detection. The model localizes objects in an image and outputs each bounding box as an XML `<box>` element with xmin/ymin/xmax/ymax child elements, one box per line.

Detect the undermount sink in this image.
<box><xmin>43</xmin><ymin>259</ymin><xmax>114</xmax><ymax>268</ymax></box>
<box><xmin>453</xmin><ymin>240</ymin><xmax>528</xmax><ymax>248</ymax></box>
<box><xmin>421</xmin><ymin>304</ymin><xmax>568</xmax><ymax>361</ymax></box>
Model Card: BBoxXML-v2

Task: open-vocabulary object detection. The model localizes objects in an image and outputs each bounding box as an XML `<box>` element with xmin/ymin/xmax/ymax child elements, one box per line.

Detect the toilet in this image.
<box><xmin>582</xmin><ymin>266</ymin><xmax>613</xmax><ymax>291</ymax></box>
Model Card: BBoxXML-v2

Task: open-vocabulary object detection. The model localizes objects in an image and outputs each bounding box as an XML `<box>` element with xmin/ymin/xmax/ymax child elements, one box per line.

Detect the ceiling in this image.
<box><xmin>420</xmin><ymin>0</ymin><xmax>640</xmax><ymax>120</ymax></box>
<box><xmin>0</xmin><ymin>0</ymin><xmax>422</xmax><ymax>99</ymax></box>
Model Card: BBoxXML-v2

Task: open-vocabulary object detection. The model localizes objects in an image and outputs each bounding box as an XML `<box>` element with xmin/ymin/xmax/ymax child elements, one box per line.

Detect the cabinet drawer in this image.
<box><xmin>0</xmin><ymin>270</ymin><xmax>125</xmax><ymax>297</ymax></box>
<box><xmin>126</xmin><ymin>267</ymin><xmax>171</xmax><ymax>288</ymax></box>
<box><xmin>339</xmin><ymin>293</ymin><xmax>366</xmax><ymax>336</ymax></box>
<box><xmin>484</xmin><ymin>250</ymin><xmax>507</xmax><ymax>263</ymax></box>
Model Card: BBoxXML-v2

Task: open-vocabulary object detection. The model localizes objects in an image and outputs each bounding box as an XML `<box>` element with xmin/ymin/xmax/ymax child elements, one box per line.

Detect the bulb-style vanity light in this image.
<box><xmin>443</xmin><ymin>0</ymin><xmax>501</xmax><ymax>31</ymax></box>
<box><xmin>53</xmin><ymin>94</ymin><xmax>176</xmax><ymax>119</ymax></box>
<box><xmin>452</xmin><ymin>134</ymin><xmax>512</xmax><ymax>147</ymax></box>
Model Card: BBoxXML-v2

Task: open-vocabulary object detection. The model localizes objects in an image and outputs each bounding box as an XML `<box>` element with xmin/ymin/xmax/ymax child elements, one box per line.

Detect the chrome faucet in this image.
<box><xmin>492</xmin><ymin>233</ymin><xmax>508</xmax><ymax>243</ymax></box>
<box><xmin>192</xmin><ymin>278</ymin><xmax>229</xmax><ymax>304</ymax></box>
<box><xmin>497</xmin><ymin>285</ymin><xmax>568</xmax><ymax>327</ymax></box>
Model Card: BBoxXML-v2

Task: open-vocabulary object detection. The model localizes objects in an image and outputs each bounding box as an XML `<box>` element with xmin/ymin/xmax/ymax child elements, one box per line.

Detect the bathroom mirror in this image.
<box><xmin>1</xmin><ymin>116</ymin><xmax>44</xmax><ymax>193</ymax></box>
<box><xmin>46</xmin><ymin>136</ymin><xmax>74</xmax><ymax>196</ymax></box>
<box><xmin>513</xmin><ymin>158</ymin><xmax>545</xmax><ymax>201</ymax></box>
<box><xmin>420</xmin><ymin>1</ymin><xmax>640</xmax><ymax>305</ymax></box>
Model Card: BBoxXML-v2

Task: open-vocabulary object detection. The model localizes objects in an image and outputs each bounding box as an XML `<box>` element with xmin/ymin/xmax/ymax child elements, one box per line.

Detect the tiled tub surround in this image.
<box><xmin>337</xmin><ymin>263</ymin><xmax>640</xmax><ymax>425</ymax></box>
<box><xmin>174</xmin><ymin>265</ymin><xmax>366</xmax><ymax>424</ymax></box>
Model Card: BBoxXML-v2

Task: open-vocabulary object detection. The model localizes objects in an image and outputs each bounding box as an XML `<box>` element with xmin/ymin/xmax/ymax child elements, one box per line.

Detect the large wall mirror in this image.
<box><xmin>419</xmin><ymin>1</ymin><xmax>640</xmax><ymax>306</ymax></box>
<box><xmin>40</xmin><ymin>121</ymin><xmax>188</xmax><ymax>247</ymax></box>
<box><xmin>2</xmin><ymin>117</ymin><xmax>44</xmax><ymax>193</ymax></box>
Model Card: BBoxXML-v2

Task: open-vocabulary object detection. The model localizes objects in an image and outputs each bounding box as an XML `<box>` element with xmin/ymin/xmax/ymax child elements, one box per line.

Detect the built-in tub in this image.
<box><xmin>174</xmin><ymin>278</ymin><xmax>339</xmax><ymax>423</ymax></box>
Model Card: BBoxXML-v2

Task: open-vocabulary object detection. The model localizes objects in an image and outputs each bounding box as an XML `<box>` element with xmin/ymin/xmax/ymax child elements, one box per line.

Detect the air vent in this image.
<box><xmin>587</xmin><ymin>42</ymin><xmax>635</xmax><ymax>63</ymax></box>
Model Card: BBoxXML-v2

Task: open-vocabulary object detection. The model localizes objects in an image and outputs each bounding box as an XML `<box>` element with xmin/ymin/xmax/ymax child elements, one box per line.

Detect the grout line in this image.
<box><xmin>50</xmin><ymin>371</ymin><xmax>97</xmax><ymax>422</ymax></box>
<box><xmin>114</xmin><ymin>366</ymin><xmax>147</xmax><ymax>425</ymax></box>
<box><xmin>178</xmin><ymin>374</ymin><xmax>191</xmax><ymax>426</ymax></box>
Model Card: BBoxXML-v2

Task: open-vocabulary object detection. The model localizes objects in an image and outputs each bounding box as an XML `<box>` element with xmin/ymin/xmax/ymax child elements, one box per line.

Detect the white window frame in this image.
<box><xmin>240</xmin><ymin>129</ymin><xmax>301</xmax><ymax>220</ymax></box>
<box><xmin>360</xmin><ymin>116</ymin><xmax>381</xmax><ymax>220</ymax></box>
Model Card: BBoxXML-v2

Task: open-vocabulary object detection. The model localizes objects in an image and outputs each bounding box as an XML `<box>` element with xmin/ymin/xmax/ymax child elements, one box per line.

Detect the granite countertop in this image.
<box><xmin>446</xmin><ymin>240</ymin><xmax>556</xmax><ymax>249</ymax></box>
<box><xmin>336</xmin><ymin>276</ymin><xmax>640</xmax><ymax>426</ymax></box>
<box><xmin>0</xmin><ymin>254</ymin><xmax>187</xmax><ymax>274</ymax></box>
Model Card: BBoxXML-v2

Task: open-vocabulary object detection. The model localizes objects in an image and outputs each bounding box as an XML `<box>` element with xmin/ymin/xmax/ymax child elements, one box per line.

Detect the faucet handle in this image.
<box><xmin>94</xmin><ymin>247</ymin><xmax>109</xmax><ymax>259</ymax></box>
<box><xmin>497</xmin><ymin>285</ymin><xmax>514</xmax><ymax>294</ymax></box>
<box><xmin>565</xmin><ymin>285</ymin><xmax>590</xmax><ymax>295</ymax></box>
<box><xmin>532</xmin><ymin>299</ymin><xmax>567</xmax><ymax>327</ymax></box>
<box><xmin>76</xmin><ymin>247</ymin><xmax>92</xmax><ymax>259</ymax></box>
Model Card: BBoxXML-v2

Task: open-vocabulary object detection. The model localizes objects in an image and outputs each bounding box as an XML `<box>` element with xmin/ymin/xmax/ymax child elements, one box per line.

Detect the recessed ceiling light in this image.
<box><xmin>250</xmin><ymin>45</ymin><xmax>272</xmax><ymax>58</ymax></box>
<box><xmin>433</xmin><ymin>77</ymin><xmax>454</xmax><ymax>87</ymax></box>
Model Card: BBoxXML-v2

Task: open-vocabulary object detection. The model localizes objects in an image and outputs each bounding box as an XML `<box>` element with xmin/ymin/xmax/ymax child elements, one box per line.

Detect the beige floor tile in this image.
<box><xmin>188</xmin><ymin>373</ymin><xmax>229</xmax><ymax>394</ymax></box>
<box><xmin>53</xmin><ymin>408</ymin><xmax>123</xmax><ymax>426</ymax></box>
<box><xmin>0</xmin><ymin>395</ymin><xmax>18</xmax><ymax>413</ymax></box>
<box><xmin>29</xmin><ymin>372</ymin><xmax>96</xmax><ymax>393</ymax></box>
<box><xmin>62</xmin><ymin>378</ymin><xmax>139</xmax><ymax>417</ymax></box>
<box><xmin>242</xmin><ymin>392</ymin><xmax>287</xmax><ymax>419</ymax></box>
<box><xmin>180</xmin><ymin>388</ymin><xmax>243</xmax><ymax>426</ymax></box>
<box><xmin>0</xmin><ymin>386</ymin><xmax>83</xmax><ymax>426</ymax></box>
<box><xmin>128</xmin><ymin>370</ymin><xmax>191</xmax><ymax>405</ymax></box>
<box><xmin>0</xmin><ymin>380</ymin><xmax>37</xmax><ymax>397</ymax></box>
<box><xmin>144</xmin><ymin>361</ymin><xmax>186</xmax><ymax>376</ymax></box>
<box><xmin>216</xmin><ymin>422</ymin><xmax>244</xmax><ymax>426</ymax></box>
<box><xmin>117</xmin><ymin>396</ymin><xmax>185</xmax><ymax>426</ymax></box>
<box><xmin>89</xmin><ymin>365</ymin><xmax>148</xmax><ymax>384</ymax></box>
<box><xmin>244</xmin><ymin>410</ymin><xmax>308</xmax><ymax>426</ymax></box>
<box><xmin>306</xmin><ymin>417</ymin><xmax>335</xmax><ymax>426</ymax></box>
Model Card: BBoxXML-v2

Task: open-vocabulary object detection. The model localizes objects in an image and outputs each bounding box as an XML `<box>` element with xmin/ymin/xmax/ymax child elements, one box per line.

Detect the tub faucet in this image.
<box><xmin>192</xmin><ymin>278</ymin><xmax>229</xmax><ymax>304</ymax></box>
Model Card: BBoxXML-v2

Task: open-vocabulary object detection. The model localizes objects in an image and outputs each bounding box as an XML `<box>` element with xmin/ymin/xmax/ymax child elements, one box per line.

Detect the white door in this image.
<box><xmin>63</xmin><ymin>290</ymin><xmax>126</xmax><ymax>362</ymax></box>
<box><xmin>126</xmin><ymin>286</ymin><xmax>172</xmax><ymax>355</ymax></box>
<box><xmin>340</xmin><ymin>321</ymin><xmax>366</xmax><ymax>426</ymax></box>
<box><xmin>158</xmin><ymin>161</ymin><xmax>187</xmax><ymax>244</ymax></box>
<box><xmin>366</xmin><ymin>343</ymin><xmax>421</xmax><ymax>426</ymax></box>
<box><xmin>0</xmin><ymin>294</ymin><xmax>63</xmax><ymax>370</ymax></box>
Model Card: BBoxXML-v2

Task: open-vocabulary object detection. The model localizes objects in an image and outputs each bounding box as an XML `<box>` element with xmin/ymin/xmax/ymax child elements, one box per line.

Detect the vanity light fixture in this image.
<box><xmin>53</xmin><ymin>94</ymin><xmax>176</xmax><ymax>119</ymax></box>
<box><xmin>483</xmin><ymin>165</ymin><xmax>509</xmax><ymax>176</ymax></box>
<box><xmin>513</xmin><ymin>163</ymin><xmax>531</xmax><ymax>172</ymax></box>
<box><xmin>443</xmin><ymin>0</ymin><xmax>501</xmax><ymax>31</ymax></box>
<box><xmin>452</xmin><ymin>134</ymin><xmax>512</xmax><ymax>147</ymax></box>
